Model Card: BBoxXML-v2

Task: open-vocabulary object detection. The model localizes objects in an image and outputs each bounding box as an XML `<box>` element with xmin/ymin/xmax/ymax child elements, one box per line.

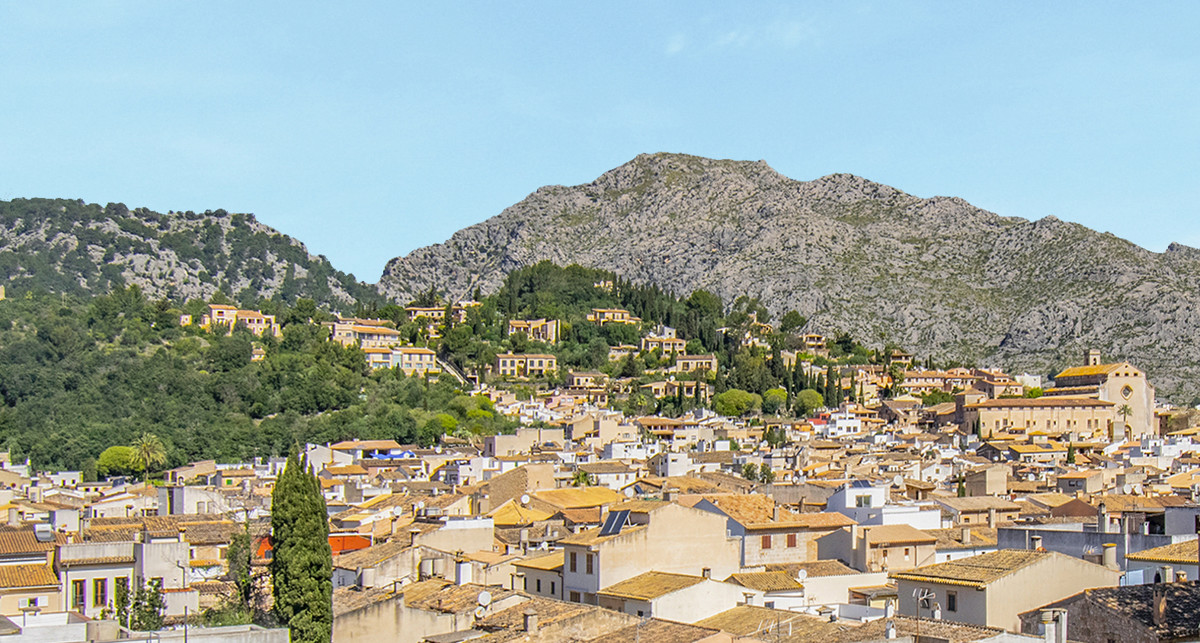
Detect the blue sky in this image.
<box><xmin>2</xmin><ymin>2</ymin><xmax>1198</xmax><ymax>281</ymax></box>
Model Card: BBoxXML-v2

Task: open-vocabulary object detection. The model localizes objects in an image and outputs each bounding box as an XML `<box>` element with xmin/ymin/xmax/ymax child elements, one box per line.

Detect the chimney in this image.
<box><xmin>1086</xmin><ymin>349</ymin><xmax>1101</xmax><ymax>366</ymax></box>
<box><xmin>988</xmin><ymin>507</ymin><xmax>997</xmax><ymax>529</ymax></box>
<box><xmin>702</xmin><ymin>567</ymin><xmax>711</xmax><ymax>579</ymax></box>
<box><xmin>1097</xmin><ymin>502</ymin><xmax>1109</xmax><ymax>534</ymax></box>
<box><xmin>961</xmin><ymin>527</ymin><xmax>972</xmax><ymax>546</ymax></box>
<box><xmin>523</xmin><ymin>608</ymin><xmax>538</xmax><ymax>633</ymax></box>
<box><xmin>1031</xmin><ymin>535</ymin><xmax>1043</xmax><ymax>551</ymax></box>
<box><xmin>1102</xmin><ymin>543</ymin><xmax>1117</xmax><ymax>569</ymax></box>
<box><xmin>454</xmin><ymin>556</ymin><xmax>472</xmax><ymax>586</ymax></box>
<box><xmin>1159</xmin><ymin>565</ymin><xmax>1173</xmax><ymax>584</ymax></box>
<box><xmin>773</xmin><ymin>506</ymin><xmax>781</xmax><ymax>522</ymax></box>
<box><xmin>1040</xmin><ymin>611</ymin><xmax>1056</xmax><ymax>643</ymax></box>
<box><xmin>1152</xmin><ymin>585</ymin><xmax>1167</xmax><ymax>626</ymax></box>
<box><xmin>885</xmin><ymin>620</ymin><xmax>897</xmax><ymax>639</ymax></box>
<box><xmin>1176</xmin><ymin>570</ymin><xmax>1188</xmax><ymax>582</ymax></box>
<box><xmin>6</xmin><ymin>507</ymin><xmax>16</xmax><ymax>527</ymax></box>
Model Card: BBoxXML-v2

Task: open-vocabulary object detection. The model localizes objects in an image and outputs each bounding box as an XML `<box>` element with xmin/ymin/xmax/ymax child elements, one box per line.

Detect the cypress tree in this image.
<box><xmin>272</xmin><ymin>453</ymin><xmax>333</xmax><ymax>643</ymax></box>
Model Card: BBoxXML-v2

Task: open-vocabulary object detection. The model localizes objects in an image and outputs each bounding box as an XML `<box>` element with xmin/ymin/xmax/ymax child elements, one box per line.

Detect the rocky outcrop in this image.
<box><xmin>0</xmin><ymin>198</ymin><xmax>376</xmax><ymax>310</ymax></box>
<box><xmin>380</xmin><ymin>153</ymin><xmax>1200</xmax><ymax>402</ymax></box>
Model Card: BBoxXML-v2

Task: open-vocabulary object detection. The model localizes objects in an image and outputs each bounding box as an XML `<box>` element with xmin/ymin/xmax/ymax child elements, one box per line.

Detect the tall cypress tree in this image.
<box><xmin>272</xmin><ymin>453</ymin><xmax>333</xmax><ymax>643</ymax></box>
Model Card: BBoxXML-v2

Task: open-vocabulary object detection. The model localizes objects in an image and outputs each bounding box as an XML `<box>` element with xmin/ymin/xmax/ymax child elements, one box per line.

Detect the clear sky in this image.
<box><xmin>3</xmin><ymin>2</ymin><xmax>1198</xmax><ymax>281</ymax></box>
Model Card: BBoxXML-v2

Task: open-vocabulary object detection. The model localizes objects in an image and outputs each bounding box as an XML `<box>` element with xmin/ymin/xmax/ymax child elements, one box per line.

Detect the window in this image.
<box><xmin>787</xmin><ymin>534</ymin><xmax>797</xmax><ymax>548</ymax></box>
<box><xmin>569</xmin><ymin>591</ymin><xmax>580</xmax><ymax>603</ymax></box>
<box><xmin>20</xmin><ymin>597</ymin><xmax>39</xmax><ymax>608</ymax></box>
<box><xmin>93</xmin><ymin>578</ymin><xmax>107</xmax><ymax>608</ymax></box>
<box><xmin>947</xmin><ymin>591</ymin><xmax>957</xmax><ymax>612</ymax></box>
<box><xmin>904</xmin><ymin>548</ymin><xmax>911</xmax><ymax>559</ymax></box>
<box><xmin>585</xmin><ymin>554</ymin><xmax>594</xmax><ymax>575</ymax></box>
<box><xmin>856</xmin><ymin>495</ymin><xmax>871</xmax><ymax>508</ymax></box>
<box><xmin>551</xmin><ymin>582</ymin><xmax>556</xmax><ymax>595</ymax></box>
<box><xmin>569</xmin><ymin>552</ymin><xmax>577</xmax><ymax>573</ymax></box>
<box><xmin>536</xmin><ymin>579</ymin><xmax>542</xmax><ymax>593</ymax></box>
<box><xmin>72</xmin><ymin>580</ymin><xmax>85</xmax><ymax>610</ymax></box>
<box><xmin>762</xmin><ymin>535</ymin><xmax>772</xmax><ymax>549</ymax></box>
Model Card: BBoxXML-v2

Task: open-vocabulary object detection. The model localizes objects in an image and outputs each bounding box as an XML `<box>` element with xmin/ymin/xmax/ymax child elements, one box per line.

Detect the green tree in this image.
<box><xmin>795</xmin><ymin>389</ymin><xmax>823</xmax><ymax>417</ymax></box>
<box><xmin>1066</xmin><ymin>444</ymin><xmax>1076</xmax><ymax>465</ymax></box>
<box><xmin>758</xmin><ymin>463</ymin><xmax>775</xmax><ymax>484</ymax></box>
<box><xmin>762</xmin><ymin>388</ymin><xmax>787</xmax><ymax>415</ymax></box>
<box><xmin>713</xmin><ymin>389</ymin><xmax>762</xmax><ymax>416</ymax></box>
<box><xmin>271</xmin><ymin>453</ymin><xmax>333</xmax><ymax>643</ymax></box>
<box><xmin>97</xmin><ymin>446</ymin><xmax>140</xmax><ymax>477</ymax></box>
<box><xmin>741</xmin><ymin>462</ymin><xmax>758</xmax><ymax>482</ymax></box>
<box><xmin>1117</xmin><ymin>404</ymin><xmax>1134</xmax><ymax>432</ymax></box>
<box><xmin>779</xmin><ymin>310</ymin><xmax>806</xmax><ymax>333</ymax></box>
<box><xmin>129</xmin><ymin>579</ymin><xmax>165</xmax><ymax>631</ymax></box>
<box><xmin>956</xmin><ymin>477</ymin><xmax>966</xmax><ymax>497</ymax></box>
<box><xmin>571</xmin><ymin>470</ymin><xmax>595</xmax><ymax>487</ymax></box>
<box><xmin>131</xmin><ymin>433</ymin><xmax>167</xmax><ymax>482</ymax></box>
<box><xmin>226</xmin><ymin>526</ymin><xmax>255</xmax><ymax>611</ymax></box>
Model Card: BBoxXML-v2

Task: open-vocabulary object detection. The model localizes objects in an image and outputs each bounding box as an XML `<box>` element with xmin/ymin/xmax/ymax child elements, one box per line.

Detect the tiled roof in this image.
<box><xmin>925</xmin><ymin>527</ymin><xmax>998</xmax><ymax>550</ymax></box>
<box><xmin>1030</xmin><ymin>582</ymin><xmax>1200</xmax><ymax>641</ymax></box>
<box><xmin>699</xmin><ymin>494</ymin><xmax>855</xmax><ymax>530</ymax></box>
<box><xmin>0</xmin><ymin>563</ymin><xmax>58</xmax><ymax>588</ymax></box>
<box><xmin>587</xmin><ymin>618</ymin><xmax>722</xmax><ymax>643</ymax></box>
<box><xmin>890</xmin><ymin>549</ymin><xmax>1050</xmax><ymax>588</ymax></box>
<box><xmin>512</xmin><ymin>551</ymin><xmax>563</xmax><ymax>571</ymax></box>
<box><xmin>696</xmin><ymin>605</ymin><xmax>842</xmax><ymax>641</ymax></box>
<box><xmin>532</xmin><ymin>487</ymin><xmax>624</xmax><ymax>509</ymax></box>
<box><xmin>830</xmin><ymin>614</ymin><xmax>1004</xmax><ymax>643</ymax></box>
<box><xmin>725</xmin><ymin>571</ymin><xmax>804</xmax><ymax>592</ymax></box>
<box><xmin>1054</xmin><ymin>363</ymin><xmax>1126</xmax><ymax>379</ymax></box>
<box><xmin>863</xmin><ymin>524</ymin><xmax>936</xmax><ymax>546</ymax></box>
<box><xmin>489</xmin><ymin>500</ymin><xmax>553</xmax><ymax>527</ymax></box>
<box><xmin>765</xmin><ymin>560</ymin><xmax>857</xmax><ymax>578</ymax></box>
<box><xmin>597</xmin><ymin>571</ymin><xmax>706</xmax><ymax>601</ymax></box>
<box><xmin>935</xmin><ymin>496</ymin><xmax>1021</xmax><ymax>512</ymax></box>
<box><xmin>969</xmin><ymin>397</ymin><xmax>1112</xmax><ymax>409</ymax></box>
<box><xmin>474</xmin><ymin>596</ymin><xmax>592</xmax><ymax>632</ymax></box>
<box><xmin>1126</xmin><ymin>540</ymin><xmax>1199</xmax><ymax>565</ymax></box>
<box><xmin>0</xmin><ymin>527</ymin><xmax>66</xmax><ymax>554</ymax></box>
<box><xmin>333</xmin><ymin>539</ymin><xmax>410</xmax><ymax>570</ymax></box>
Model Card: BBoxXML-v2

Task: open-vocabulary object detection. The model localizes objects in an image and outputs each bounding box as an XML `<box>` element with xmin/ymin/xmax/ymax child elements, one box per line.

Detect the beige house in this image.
<box><xmin>892</xmin><ymin>549</ymin><xmax>1122</xmax><ymax>632</ymax></box>
<box><xmin>1046</xmin><ymin>350</ymin><xmax>1157</xmax><ymax>438</ymax></box>
<box><xmin>507</xmin><ymin>318</ymin><xmax>559</xmax><ymax>344</ymax></box>
<box><xmin>327</xmin><ymin>318</ymin><xmax>402</xmax><ymax>349</ymax></box>
<box><xmin>934</xmin><ymin>497</ymin><xmax>1021</xmax><ymax>527</ymax></box>
<box><xmin>596</xmin><ymin>571</ymin><xmax>755</xmax><ymax>623</ymax></box>
<box><xmin>853</xmin><ymin>524</ymin><xmax>937</xmax><ymax>573</ymax></box>
<box><xmin>674</xmin><ymin>355</ymin><xmax>719</xmax><ymax>374</ymax></box>
<box><xmin>183</xmin><ymin>304</ymin><xmax>281</xmax><ymax>337</ymax></box>
<box><xmin>393</xmin><ymin>347</ymin><xmax>438</xmax><ymax>377</ymax></box>
<box><xmin>642</xmin><ymin>335</ymin><xmax>687</xmax><ymax>355</ymax></box>
<box><xmin>586</xmin><ymin>308</ymin><xmax>641</xmax><ymax>325</ymax></box>
<box><xmin>692</xmin><ymin>494</ymin><xmax>856</xmax><ymax>566</ymax></box>
<box><xmin>559</xmin><ymin>501</ymin><xmax>740</xmax><ymax>605</ymax></box>
<box><xmin>496</xmin><ymin>353</ymin><xmax>558</xmax><ymax>378</ymax></box>
<box><xmin>513</xmin><ymin>551</ymin><xmax>564</xmax><ymax>600</ymax></box>
<box><xmin>966</xmin><ymin>397</ymin><xmax>1114</xmax><ymax>437</ymax></box>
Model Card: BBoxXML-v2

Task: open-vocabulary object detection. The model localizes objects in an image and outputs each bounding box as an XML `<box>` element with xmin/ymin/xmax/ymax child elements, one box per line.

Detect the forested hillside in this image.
<box><xmin>0</xmin><ymin>288</ymin><xmax>507</xmax><ymax>473</ymax></box>
<box><xmin>0</xmin><ymin>198</ymin><xmax>380</xmax><ymax>310</ymax></box>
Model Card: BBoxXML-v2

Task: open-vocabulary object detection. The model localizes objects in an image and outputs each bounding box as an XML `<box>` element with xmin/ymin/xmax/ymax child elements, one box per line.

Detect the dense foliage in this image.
<box><xmin>0</xmin><ymin>288</ymin><xmax>506</xmax><ymax>472</ymax></box>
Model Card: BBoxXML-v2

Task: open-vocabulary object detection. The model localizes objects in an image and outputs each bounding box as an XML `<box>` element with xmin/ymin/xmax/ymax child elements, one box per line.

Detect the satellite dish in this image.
<box><xmin>477</xmin><ymin>591</ymin><xmax>492</xmax><ymax>607</ymax></box>
<box><xmin>624</xmin><ymin>488</ymin><xmax>635</xmax><ymax>498</ymax></box>
<box><xmin>520</xmin><ymin>494</ymin><xmax>531</xmax><ymax>506</ymax></box>
<box><xmin>796</xmin><ymin>569</ymin><xmax>808</xmax><ymax>581</ymax></box>
<box><xmin>474</xmin><ymin>606</ymin><xmax>487</xmax><ymax>618</ymax></box>
<box><xmin>416</xmin><ymin>501</ymin><xmax>426</xmax><ymax>511</ymax></box>
<box><xmin>1122</xmin><ymin>484</ymin><xmax>1133</xmax><ymax>494</ymax></box>
<box><xmin>893</xmin><ymin>475</ymin><xmax>904</xmax><ymax>488</ymax></box>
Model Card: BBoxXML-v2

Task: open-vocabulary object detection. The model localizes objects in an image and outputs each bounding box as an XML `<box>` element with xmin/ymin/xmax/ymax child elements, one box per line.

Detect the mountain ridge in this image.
<box><xmin>378</xmin><ymin>152</ymin><xmax>1200</xmax><ymax>402</ymax></box>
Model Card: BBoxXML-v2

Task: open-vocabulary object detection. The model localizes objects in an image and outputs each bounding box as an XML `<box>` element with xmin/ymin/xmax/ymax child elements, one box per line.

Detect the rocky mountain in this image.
<box><xmin>380</xmin><ymin>153</ymin><xmax>1200</xmax><ymax>402</ymax></box>
<box><xmin>0</xmin><ymin>198</ymin><xmax>377</xmax><ymax>309</ymax></box>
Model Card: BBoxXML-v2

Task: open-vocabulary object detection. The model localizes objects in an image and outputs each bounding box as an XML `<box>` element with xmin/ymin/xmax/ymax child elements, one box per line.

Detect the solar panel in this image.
<box><xmin>599</xmin><ymin>509</ymin><xmax>630</xmax><ymax>536</ymax></box>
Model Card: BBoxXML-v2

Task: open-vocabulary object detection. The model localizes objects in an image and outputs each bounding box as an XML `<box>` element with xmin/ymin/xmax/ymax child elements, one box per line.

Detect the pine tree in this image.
<box><xmin>271</xmin><ymin>453</ymin><xmax>333</xmax><ymax>643</ymax></box>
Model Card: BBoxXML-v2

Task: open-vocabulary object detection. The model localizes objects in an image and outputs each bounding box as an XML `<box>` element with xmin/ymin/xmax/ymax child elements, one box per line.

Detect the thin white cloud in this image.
<box><xmin>665</xmin><ymin>33</ymin><xmax>687</xmax><ymax>56</ymax></box>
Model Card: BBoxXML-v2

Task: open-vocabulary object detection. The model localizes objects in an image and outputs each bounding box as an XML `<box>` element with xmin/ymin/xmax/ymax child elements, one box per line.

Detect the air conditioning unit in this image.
<box><xmin>33</xmin><ymin>523</ymin><xmax>54</xmax><ymax>543</ymax></box>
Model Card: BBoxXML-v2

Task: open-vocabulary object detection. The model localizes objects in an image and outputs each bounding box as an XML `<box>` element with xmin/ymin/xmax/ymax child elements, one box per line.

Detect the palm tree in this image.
<box><xmin>131</xmin><ymin>433</ymin><xmax>167</xmax><ymax>482</ymax></box>
<box><xmin>1117</xmin><ymin>404</ymin><xmax>1134</xmax><ymax>434</ymax></box>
